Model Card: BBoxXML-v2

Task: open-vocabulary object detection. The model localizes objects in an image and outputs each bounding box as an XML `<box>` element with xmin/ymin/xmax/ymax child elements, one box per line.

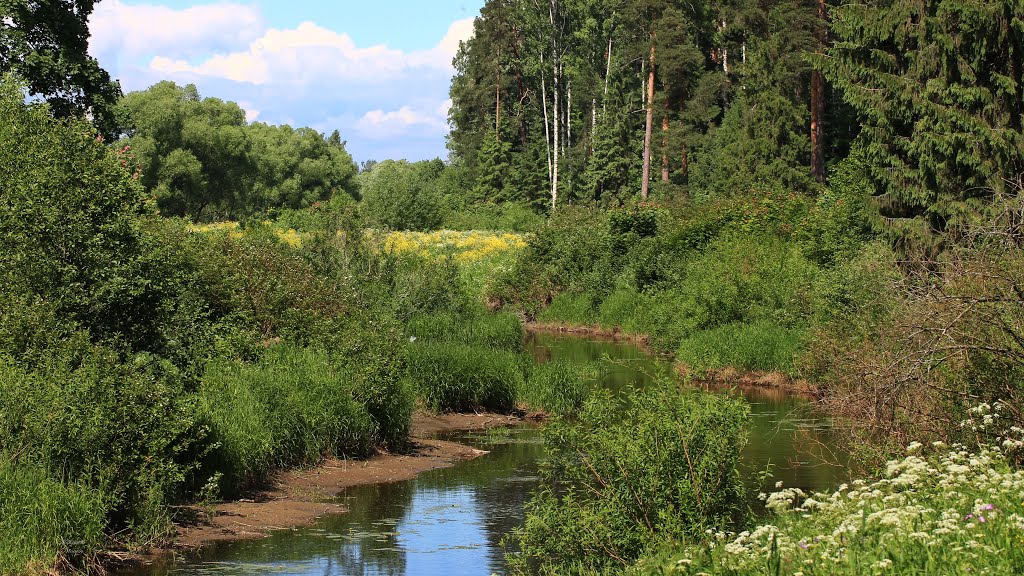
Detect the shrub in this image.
<box><xmin>405</xmin><ymin>342</ymin><xmax>525</xmax><ymax>412</ymax></box>
<box><xmin>198</xmin><ymin>345</ymin><xmax>376</xmax><ymax>495</ymax></box>
<box><xmin>359</xmin><ymin>160</ymin><xmax>444</xmax><ymax>231</ymax></box>
<box><xmin>442</xmin><ymin>202</ymin><xmax>544</xmax><ymax>233</ymax></box>
<box><xmin>0</xmin><ymin>460</ymin><xmax>107</xmax><ymax>575</ymax></box>
<box><xmin>0</xmin><ymin>335</ymin><xmax>204</xmax><ymax>540</ymax></box>
<box><xmin>509</xmin><ymin>384</ymin><xmax>749</xmax><ymax>574</ymax></box>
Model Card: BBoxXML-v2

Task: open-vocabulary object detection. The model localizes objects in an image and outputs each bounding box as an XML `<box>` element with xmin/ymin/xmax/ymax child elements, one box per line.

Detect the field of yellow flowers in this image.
<box><xmin>378</xmin><ymin>230</ymin><xmax>528</xmax><ymax>296</ymax></box>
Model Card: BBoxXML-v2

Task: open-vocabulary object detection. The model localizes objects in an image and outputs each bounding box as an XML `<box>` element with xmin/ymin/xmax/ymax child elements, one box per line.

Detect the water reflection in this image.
<box><xmin>130</xmin><ymin>333</ymin><xmax>844</xmax><ymax>576</ymax></box>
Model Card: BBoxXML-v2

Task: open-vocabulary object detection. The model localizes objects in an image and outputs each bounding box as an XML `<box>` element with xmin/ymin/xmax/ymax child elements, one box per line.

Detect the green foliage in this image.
<box><xmin>405</xmin><ymin>342</ymin><xmax>525</xmax><ymax>412</ymax></box>
<box><xmin>0</xmin><ymin>78</ymin><xmax>152</xmax><ymax>346</ymax></box>
<box><xmin>537</xmin><ymin>291</ymin><xmax>599</xmax><ymax>326</ymax></box>
<box><xmin>359</xmin><ymin>159</ymin><xmax>445</xmax><ymax>231</ymax></box>
<box><xmin>0</xmin><ymin>460</ymin><xmax>107</xmax><ymax>575</ymax></box>
<box><xmin>198</xmin><ymin>346</ymin><xmax>378</xmax><ymax>495</ymax></box>
<box><xmin>676</xmin><ymin>321</ymin><xmax>805</xmax><ymax>375</ymax></box>
<box><xmin>442</xmin><ymin>202</ymin><xmax>545</xmax><ymax>232</ymax></box>
<box><xmin>0</xmin><ymin>334</ymin><xmax>204</xmax><ymax>539</ymax></box>
<box><xmin>508</xmin><ymin>384</ymin><xmax>749</xmax><ymax>574</ymax></box>
<box><xmin>0</xmin><ymin>4</ymin><xmax>121</xmax><ymax>136</ymax></box>
<box><xmin>116</xmin><ymin>81</ymin><xmax>357</xmax><ymax>221</ymax></box>
<box><xmin>520</xmin><ymin>360</ymin><xmax>597</xmax><ymax>415</ymax></box>
<box><xmin>817</xmin><ymin>0</ymin><xmax>1024</xmax><ymax>239</ymax></box>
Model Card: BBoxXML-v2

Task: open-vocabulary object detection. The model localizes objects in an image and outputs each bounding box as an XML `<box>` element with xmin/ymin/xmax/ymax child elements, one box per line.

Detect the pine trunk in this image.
<box><xmin>641</xmin><ymin>40</ymin><xmax>655</xmax><ymax>200</ymax></box>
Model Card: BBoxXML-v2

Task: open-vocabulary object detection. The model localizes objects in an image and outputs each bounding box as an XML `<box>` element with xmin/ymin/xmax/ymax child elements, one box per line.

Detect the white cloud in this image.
<box><xmin>89</xmin><ymin>0</ymin><xmax>263</xmax><ymax>62</ymax></box>
<box><xmin>356</xmin><ymin>103</ymin><xmax>449</xmax><ymax>139</ymax></box>
<box><xmin>146</xmin><ymin>17</ymin><xmax>474</xmax><ymax>86</ymax></box>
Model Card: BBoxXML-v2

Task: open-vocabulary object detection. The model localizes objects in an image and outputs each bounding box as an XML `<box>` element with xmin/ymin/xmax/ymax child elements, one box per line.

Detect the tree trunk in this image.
<box><xmin>552</xmin><ymin>57</ymin><xmax>560</xmax><ymax>209</ymax></box>
<box><xmin>512</xmin><ymin>26</ymin><xmax>528</xmax><ymax>147</ymax></box>
<box><xmin>541</xmin><ymin>53</ymin><xmax>553</xmax><ymax>191</ymax></box>
<box><xmin>495</xmin><ymin>45</ymin><xmax>501</xmax><ymax>141</ymax></box>
<box><xmin>661</xmin><ymin>112</ymin><xmax>670</xmax><ymax>182</ymax></box>
<box><xmin>603</xmin><ymin>36</ymin><xmax>613</xmax><ymax>117</ymax></box>
<box><xmin>810</xmin><ymin>0</ymin><xmax>827</xmax><ymax>183</ymax></box>
<box><xmin>641</xmin><ymin>40</ymin><xmax>655</xmax><ymax>200</ymax></box>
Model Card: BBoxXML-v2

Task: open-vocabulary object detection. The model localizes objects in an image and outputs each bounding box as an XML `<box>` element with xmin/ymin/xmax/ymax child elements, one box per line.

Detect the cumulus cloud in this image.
<box><xmin>89</xmin><ymin>0</ymin><xmax>264</xmax><ymax>62</ymax></box>
<box><xmin>356</xmin><ymin>103</ymin><xmax>450</xmax><ymax>139</ymax></box>
<box><xmin>147</xmin><ymin>17</ymin><xmax>474</xmax><ymax>86</ymax></box>
<box><xmin>89</xmin><ymin>1</ymin><xmax>475</xmax><ymax>160</ymax></box>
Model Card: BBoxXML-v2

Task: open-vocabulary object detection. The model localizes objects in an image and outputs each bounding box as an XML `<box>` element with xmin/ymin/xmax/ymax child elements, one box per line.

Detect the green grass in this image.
<box><xmin>199</xmin><ymin>345</ymin><xmax>377</xmax><ymax>495</ymax></box>
<box><xmin>407</xmin><ymin>311</ymin><xmax>524</xmax><ymax>351</ymax></box>
<box><xmin>537</xmin><ymin>291</ymin><xmax>599</xmax><ymax>326</ymax></box>
<box><xmin>636</xmin><ymin>441</ymin><xmax>1024</xmax><ymax>575</ymax></box>
<box><xmin>0</xmin><ymin>460</ymin><xmax>107</xmax><ymax>575</ymax></box>
<box><xmin>676</xmin><ymin>320</ymin><xmax>805</xmax><ymax>375</ymax></box>
<box><xmin>521</xmin><ymin>360</ymin><xmax>598</xmax><ymax>415</ymax></box>
<box><xmin>405</xmin><ymin>342</ymin><xmax>526</xmax><ymax>412</ymax></box>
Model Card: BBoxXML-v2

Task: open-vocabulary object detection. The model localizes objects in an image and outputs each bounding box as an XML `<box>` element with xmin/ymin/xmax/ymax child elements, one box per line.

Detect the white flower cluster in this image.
<box><xmin>662</xmin><ymin>440</ymin><xmax>1024</xmax><ymax>575</ymax></box>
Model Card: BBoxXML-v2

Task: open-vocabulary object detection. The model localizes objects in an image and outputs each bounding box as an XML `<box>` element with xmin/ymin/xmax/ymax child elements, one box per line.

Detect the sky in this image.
<box><xmin>88</xmin><ymin>0</ymin><xmax>485</xmax><ymax>163</ymax></box>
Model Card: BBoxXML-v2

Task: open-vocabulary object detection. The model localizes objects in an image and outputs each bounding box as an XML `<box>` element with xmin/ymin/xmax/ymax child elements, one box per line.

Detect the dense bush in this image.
<box><xmin>199</xmin><ymin>346</ymin><xmax>380</xmax><ymax>495</ymax></box>
<box><xmin>359</xmin><ymin>159</ymin><xmax>445</xmax><ymax>231</ymax></box>
<box><xmin>509</xmin><ymin>384</ymin><xmax>749</xmax><ymax>574</ymax></box>
<box><xmin>0</xmin><ymin>333</ymin><xmax>204</xmax><ymax>540</ymax></box>
<box><xmin>442</xmin><ymin>202</ymin><xmax>545</xmax><ymax>232</ymax></box>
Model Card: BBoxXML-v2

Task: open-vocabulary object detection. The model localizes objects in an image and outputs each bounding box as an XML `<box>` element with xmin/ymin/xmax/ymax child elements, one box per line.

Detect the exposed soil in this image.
<box><xmin>161</xmin><ymin>411</ymin><xmax>527</xmax><ymax>554</ymax></box>
<box><xmin>677</xmin><ymin>364</ymin><xmax>820</xmax><ymax>400</ymax></box>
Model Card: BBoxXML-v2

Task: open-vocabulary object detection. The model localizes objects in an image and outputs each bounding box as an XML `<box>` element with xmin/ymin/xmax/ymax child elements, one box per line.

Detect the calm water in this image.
<box><xmin>128</xmin><ymin>333</ymin><xmax>844</xmax><ymax>576</ymax></box>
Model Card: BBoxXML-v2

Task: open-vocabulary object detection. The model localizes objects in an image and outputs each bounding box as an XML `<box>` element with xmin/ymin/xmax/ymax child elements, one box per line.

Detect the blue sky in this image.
<box><xmin>88</xmin><ymin>0</ymin><xmax>484</xmax><ymax>162</ymax></box>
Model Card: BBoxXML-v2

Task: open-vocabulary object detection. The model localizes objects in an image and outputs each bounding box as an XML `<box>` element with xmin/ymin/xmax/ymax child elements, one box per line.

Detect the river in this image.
<box><xmin>127</xmin><ymin>332</ymin><xmax>844</xmax><ymax>575</ymax></box>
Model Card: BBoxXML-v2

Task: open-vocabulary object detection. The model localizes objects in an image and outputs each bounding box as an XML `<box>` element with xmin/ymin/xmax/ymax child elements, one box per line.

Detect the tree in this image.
<box><xmin>818</xmin><ymin>0</ymin><xmax>1024</xmax><ymax>239</ymax></box>
<box><xmin>359</xmin><ymin>160</ymin><xmax>445</xmax><ymax>231</ymax></box>
<box><xmin>116</xmin><ymin>82</ymin><xmax>357</xmax><ymax>220</ymax></box>
<box><xmin>0</xmin><ymin>0</ymin><xmax>121</xmax><ymax>136</ymax></box>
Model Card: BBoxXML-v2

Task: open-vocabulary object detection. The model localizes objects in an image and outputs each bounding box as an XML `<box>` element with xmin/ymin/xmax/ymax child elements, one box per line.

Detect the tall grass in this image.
<box><xmin>199</xmin><ymin>345</ymin><xmax>378</xmax><ymax>495</ymax></box>
<box><xmin>676</xmin><ymin>320</ymin><xmax>805</xmax><ymax>375</ymax></box>
<box><xmin>407</xmin><ymin>311</ymin><xmax>524</xmax><ymax>351</ymax></box>
<box><xmin>0</xmin><ymin>460</ymin><xmax>107</xmax><ymax>575</ymax></box>
<box><xmin>406</xmin><ymin>342</ymin><xmax>525</xmax><ymax>412</ymax></box>
<box><xmin>520</xmin><ymin>360</ymin><xmax>598</xmax><ymax>415</ymax></box>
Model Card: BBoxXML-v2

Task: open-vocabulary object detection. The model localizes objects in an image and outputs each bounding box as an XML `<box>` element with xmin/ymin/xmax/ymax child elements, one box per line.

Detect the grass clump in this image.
<box><xmin>520</xmin><ymin>360</ymin><xmax>597</xmax><ymax>415</ymax></box>
<box><xmin>676</xmin><ymin>320</ymin><xmax>805</xmax><ymax>375</ymax></box>
<box><xmin>406</xmin><ymin>342</ymin><xmax>525</xmax><ymax>412</ymax></box>
<box><xmin>508</xmin><ymin>384</ymin><xmax>749</xmax><ymax>574</ymax></box>
<box><xmin>0</xmin><ymin>461</ymin><xmax>107</xmax><ymax>575</ymax></box>
<box><xmin>198</xmin><ymin>345</ymin><xmax>379</xmax><ymax>495</ymax></box>
<box><xmin>407</xmin><ymin>311</ymin><xmax>524</xmax><ymax>351</ymax></box>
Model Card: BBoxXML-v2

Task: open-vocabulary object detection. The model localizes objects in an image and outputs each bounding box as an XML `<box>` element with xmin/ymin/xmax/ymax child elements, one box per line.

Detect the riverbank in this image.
<box><xmin>129</xmin><ymin>411</ymin><xmax>531</xmax><ymax>567</ymax></box>
<box><xmin>525</xmin><ymin>322</ymin><xmax>819</xmax><ymax>399</ymax></box>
